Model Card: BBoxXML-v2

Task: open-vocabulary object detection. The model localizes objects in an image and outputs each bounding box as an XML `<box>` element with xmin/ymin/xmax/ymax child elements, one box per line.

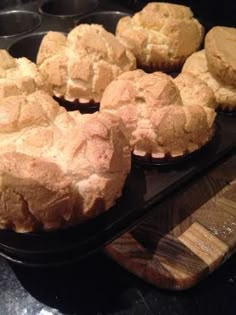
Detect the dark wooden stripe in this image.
<box><xmin>106</xmin><ymin>224</ymin><xmax>209</xmax><ymax>289</ymax></box>
<box><xmin>106</xmin><ymin>156</ymin><xmax>236</xmax><ymax>290</ymax></box>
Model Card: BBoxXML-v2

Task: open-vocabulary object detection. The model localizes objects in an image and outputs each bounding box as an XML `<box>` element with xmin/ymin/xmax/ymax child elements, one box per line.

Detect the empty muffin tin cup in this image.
<box><xmin>77</xmin><ymin>11</ymin><xmax>130</xmax><ymax>34</ymax></box>
<box><xmin>0</xmin><ymin>10</ymin><xmax>42</xmax><ymax>38</ymax></box>
<box><xmin>40</xmin><ymin>0</ymin><xmax>99</xmax><ymax>19</ymax></box>
<box><xmin>0</xmin><ymin>0</ymin><xmax>8</xmax><ymax>10</ymax></box>
<box><xmin>8</xmin><ymin>32</ymin><xmax>54</xmax><ymax>62</ymax></box>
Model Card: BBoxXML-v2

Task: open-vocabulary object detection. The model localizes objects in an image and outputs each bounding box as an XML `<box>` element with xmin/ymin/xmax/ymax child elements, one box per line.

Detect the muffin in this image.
<box><xmin>173</xmin><ymin>72</ymin><xmax>216</xmax><ymax>109</ymax></box>
<box><xmin>0</xmin><ymin>50</ymin><xmax>51</xmax><ymax>98</ymax></box>
<box><xmin>116</xmin><ymin>2</ymin><xmax>204</xmax><ymax>72</ymax></box>
<box><xmin>205</xmin><ymin>26</ymin><xmax>236</xmax><ymax>86</ymax></box>
<box><xmin>37</xmin><ymin>24</ymin><xmax>136</xmax><ymax>105</ymax></box>
<box><xmin>100</xmin><ymin>70</ymin><xmax>216</xmax><ymax>159</ymax></box>
<box><xmin>182</xmin><ymin>50</ymin><xmax>236</xmax><ymax>111</ymax></box>
<box><xmin>0</xmin><ymin>91</ymin><xmax>131</xmax><ymax>232</ymax></box>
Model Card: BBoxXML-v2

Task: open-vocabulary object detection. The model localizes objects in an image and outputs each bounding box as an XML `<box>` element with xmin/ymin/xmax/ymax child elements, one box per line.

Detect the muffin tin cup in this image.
<box><xmin>0</xmin><ymin>10</ymin><xmax>42</xmax><ymax>38</ymax></box>
<box><xmin>8</xmin><ymin>31</ymin><xmax>48</xmax><ymax>62</ymax></box>
<box><xmin>7</xmin><ymin>31</ymin><xmax>101</xmax><ymax>111</ymax></box>
<box><xmin>77</xmin><ymin>11</ymin><xmax>130</xmax><ymax>34</ymax></box>
<box><xmin>0</xmin><ymin>0</ymin><xmax>8</xmax><ymax>11</ymax></box>
<box><xmin>39</xmin><ymin>0</ymin><xmax>99</xmax><ymax>20</ymax></box>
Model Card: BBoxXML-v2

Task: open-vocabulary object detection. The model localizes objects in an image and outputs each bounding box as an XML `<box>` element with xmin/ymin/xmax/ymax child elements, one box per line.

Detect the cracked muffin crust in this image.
<box><xmin>205</xmin><ymin>26</ymin><xmax>236</xmax><ymax>86</ymax></box>
<box><xmin>0</xmin><ymin>50</ymin><xmax>51</xmax><ymax>98</ymax></box>
<box><xmin>182</xmin><ymin>50</ymin><xmax>236</xmax><ymax>111</ymax></box>
<box><xmin>116</xmin><ymin>2</ymin><xmax>203</xmax><ymax>72</ymax></box>
<box><xmin>37</xmin><ymin>24</ymin><xmax>136</xmax><ymax>104</ymax></box>
<box><xmin>0</xmin><ymin>91</ymin><xmax>131</xmax><ymax>232</ymax></box>
<box><xmin>173</xmin><ymin>72</ymin><xmax>216</xmax><ymax>109</ymax></box>
<box><xmin>100</xmin><ymin>70</ymin><xmax>216</xmax><ymax>159</ymax></box>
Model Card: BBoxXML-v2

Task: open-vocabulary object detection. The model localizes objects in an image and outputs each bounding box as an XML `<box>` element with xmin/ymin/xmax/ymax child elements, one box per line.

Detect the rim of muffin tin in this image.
<box><xmin>39</xmin><ymin>0</ymin><xmax>100</xmax><ymax>19</ymax></box>
<box><xmin>6</xmin><ymin>8</ymin><xmax>131</xmax><ymax>61</ymax></box>
<box><xmin>7</xmin><ymin>31</ymin><xmax>67</xmax><ymax>62</ymax></box>
<box><xmin>76</xmin><ymin>10</ymin><xmax>131</xmax><ymax>19</ymax></box>
<box><xmin>76</xmin><ymin>10</ymin><xmax>131</xmax><ymax>33</ymax></box>
<box><xmin>216</xmin><ymin>108</ymin><xmax>236</xmax><ymax>116</ymax></box>
<box><xmin>0</xmin><ymin>10</ymin><xmax>42</xmax><ymax>39</ymax></box>
<box><xmin>0</xmin><ymin>244</ymin><xmax>88</xmax><ymax>267</ymax></box>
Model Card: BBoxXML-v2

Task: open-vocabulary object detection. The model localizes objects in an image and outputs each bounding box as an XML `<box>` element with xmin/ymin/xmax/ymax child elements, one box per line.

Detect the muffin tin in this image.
<box><xmin>39</xmin><ymin>0</ymin><xmax>99</xmax><ymax>18</ymax></box>
<box><xmin>77</xmin><ymin>11</ymin><xmax>130</xmax><ymax>34</ymax></box>
<box><xmin>0</xmin><ymin>0</ymin><xmax>235</xmax><ymax>267</ymax></box>
<box><xmin>1</xmin><ymin>2</ymin><xmax>132</xmax><ymax>59</ymax></box>
<box><xmin>0</xmin><ymin>10</ymin><xmax>42</xmax><ymax>38</ymax></box>
<box><xmin>8</xmin><ymin>31</ymin><xmax>48</xmax><ymax>62</ymax></box>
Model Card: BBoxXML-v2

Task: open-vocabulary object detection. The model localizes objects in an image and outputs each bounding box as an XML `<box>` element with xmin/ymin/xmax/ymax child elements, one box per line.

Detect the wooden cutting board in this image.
<box><xmin>105</xmin><ymin>153</ymin><xmax>236</xmax><ymax>290</ymax></box>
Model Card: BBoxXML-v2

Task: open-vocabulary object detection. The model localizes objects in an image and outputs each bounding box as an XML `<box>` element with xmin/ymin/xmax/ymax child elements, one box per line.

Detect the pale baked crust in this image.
<box><xmin>100</xmin><ymin>70</ymin><xmax>216</xmax><ymax>158</ymax></box>
<box><xmin>205</xmin><ymin>26</ymin><xmax>236</xmax><ymax>86</ymax></box>
<box><xmin>37</xmin><ymin>25</ymin><xmax>136</xmax><ymax>103</ymax></box>
<box><xmin>0</xmin><ymin>91</ymin><xmax>131</xmax><ymax>232</ymax></box>
<box><xmin>173</xmin><ymin>72</ymin><xmax>216</xmax><ymax>109</ymax></box>
<box><xmin>182</xmin><ymin>50</ymin><xmax>236</xmax><ymax>110</ymax></box>
<box><xmin>0</xmin><ymin>153</ymin><xmax>73</xmax><ymax>232</ymax></box>
<box><xmin>0</xmin><ymin>50</ymin><xmax>52</xmax><ymax>98</ymax></box>
<box><xmin>116</xmin><ymin>2</ymin><xmax>203</xmax><ymax>71</ymax></box>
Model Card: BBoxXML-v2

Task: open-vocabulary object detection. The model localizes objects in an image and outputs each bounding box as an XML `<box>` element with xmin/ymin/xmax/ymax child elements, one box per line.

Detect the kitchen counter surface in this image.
<box><xmin>0</xmin><ymin>244</ymin><xmax>235</xmax><ymax>315</ymax></box>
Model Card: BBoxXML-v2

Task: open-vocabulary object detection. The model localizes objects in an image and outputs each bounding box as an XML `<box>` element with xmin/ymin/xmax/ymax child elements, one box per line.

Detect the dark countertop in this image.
<box><xmin>0</xmin><ymin>250</ymin><xmax>235</xmax><ymax>315</ymax></box>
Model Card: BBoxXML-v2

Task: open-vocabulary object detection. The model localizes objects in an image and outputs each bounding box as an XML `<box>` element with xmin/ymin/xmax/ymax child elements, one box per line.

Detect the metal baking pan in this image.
<box><xmin>0</xmin><ymin>10</ymin><xmax>42</xmax><ymax>38</ymax></box>
<box><xmin>0</xmin><ymin>114</ymin><xmax>234</xmax><ymax>267</ymax></box>
<box><xmin>0</xmin><ymin>0</ymin><xmax>235</xmax><ymax>267</ymax></box>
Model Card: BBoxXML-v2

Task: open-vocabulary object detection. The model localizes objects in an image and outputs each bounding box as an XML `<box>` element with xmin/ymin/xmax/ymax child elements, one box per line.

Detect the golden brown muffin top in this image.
<box><xmin>100</xmin><ymin>70</ymin><xmax>216</xmax><ymax>158</ymax></box>
<box><xmin>182</xmin><ymin>49</ymin><xmax>236</xmax><ymax>110</ymax></box>
<box><xmin>205</xmin><ymin>26</ymin><xmax>236</xmax><ymax>86</ymax></box>
<box><xmin>116</xmin><ymin>2</ymin><xmax>203</xmax><ymax>70</ymax></box>
<box><xmin>37</xmin><ymin>25</ymin><xmax>136</xmax><ymax>103</ymax></box>
<box><xmin>0</xmin><ymin>91</ymin><xmax>131</xmax><ymax>232</ymax></box>
<box><xmin>0</xmin><ymin>50</ymin><xmax>52</xmax><ymax>98</ymax></box>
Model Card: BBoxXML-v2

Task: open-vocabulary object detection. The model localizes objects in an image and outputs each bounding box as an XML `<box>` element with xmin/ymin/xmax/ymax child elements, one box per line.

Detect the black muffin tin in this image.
<box><xmin>0</xmin><ymin>0</ymin><xmax>133</xmax><ymax>52</ymax></box>
<box><xmin>0</xmin><ymin>10</ymin><xmax>42</xmax><ymax>38</ymax></box>
<box><xmin>0</xmin><ymin>0</ymin><xmax>235</xmax><ymax>267</ymax></box>
<box><xmin>39</xmin><ymin>0</ymin><xmax>99</xmax><ymax>18</ymax></box>
<box><xmin>77</xmin><ymin>11</ymin><xmax>130</xmax><ymax>34</ymax></box>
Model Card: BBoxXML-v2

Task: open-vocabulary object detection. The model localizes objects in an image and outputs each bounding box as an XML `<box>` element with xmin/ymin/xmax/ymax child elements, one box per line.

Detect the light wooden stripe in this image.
<box><xmin>160</xmin><ymin>262</ymin><xmax>192</xmax><ymax>280</ymax></box>
<box><xmin>178</xmin><ymin>222</ymin><xmax>229</xmax><ymax>271</ymax></box>
<box><xmin>217</xmin><ymin>197</ymin><xmax>236</xmax><ymax>212</ymax></box>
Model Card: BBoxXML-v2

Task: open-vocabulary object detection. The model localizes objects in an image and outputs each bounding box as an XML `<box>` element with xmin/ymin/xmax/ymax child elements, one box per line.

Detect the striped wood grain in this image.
<box><xmin>105</xmin><ymin>154</ymin><xmax>236</xmax><ymax>290</ymax></box>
